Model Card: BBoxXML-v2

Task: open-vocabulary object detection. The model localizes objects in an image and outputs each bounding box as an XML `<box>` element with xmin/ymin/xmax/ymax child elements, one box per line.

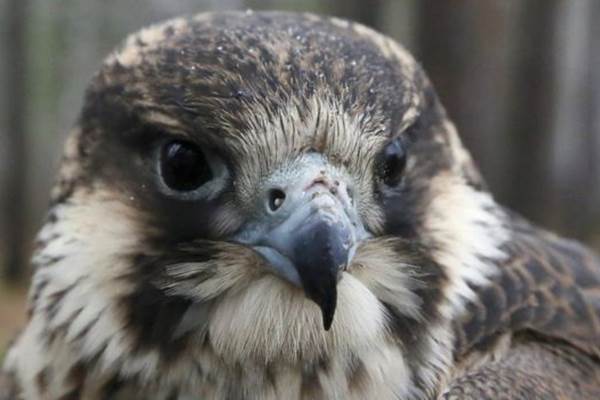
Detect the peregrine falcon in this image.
<box><xmin>2</xmin><ymin>11</ymin><xmax>600</xmax><ymax>400</ymax></box>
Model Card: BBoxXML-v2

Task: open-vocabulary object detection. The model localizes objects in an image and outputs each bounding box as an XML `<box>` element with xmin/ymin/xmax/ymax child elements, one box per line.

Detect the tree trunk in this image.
<box><xmin>504</xmin><ymin>1</ymin><xmax>559</xmax><ymax>225</ymax></box>
<box><xmin>550</xmin><ymin>0</ymin><xmax>600</xmax><ymax>242</ymax></box>
<box><xmin>1</xmin><ymin>0</ymin><xmax>28</xmax><ymax>282</ymax></box>
<box><xmin>416</xmin><ymin>0</ymin><xmax>516</xmax><ymax>200</ymax></box>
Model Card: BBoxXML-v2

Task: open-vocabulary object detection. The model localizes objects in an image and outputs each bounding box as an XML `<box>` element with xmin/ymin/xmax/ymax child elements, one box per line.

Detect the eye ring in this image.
<box><xmin>155</xmin><ymin>139</ymin><xmax>229</xmax><ymax>200</ymax></box>
<box><xmin>378</xmin><ymin>137</ymin><xmax>407</xmax><ymax>187</ymax></box>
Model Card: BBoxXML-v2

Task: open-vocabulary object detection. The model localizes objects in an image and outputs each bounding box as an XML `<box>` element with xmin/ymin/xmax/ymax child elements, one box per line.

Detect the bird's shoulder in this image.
<box><xmin>443</xmin><ymin>339</ymin><xmax>600</xmax><ymax>400</ymax></box>
<box><xmin>454</xmin><ymin>210</ymin><xmax>600</xmax><ymax>360</ymax></box>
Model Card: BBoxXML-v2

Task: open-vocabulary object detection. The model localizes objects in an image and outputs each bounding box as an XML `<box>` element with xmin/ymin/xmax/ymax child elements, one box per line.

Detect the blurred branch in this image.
<box><xmin>2</xmin><ymin>0</ymin><xmax>28</xmax><ymax>282</ymax></box>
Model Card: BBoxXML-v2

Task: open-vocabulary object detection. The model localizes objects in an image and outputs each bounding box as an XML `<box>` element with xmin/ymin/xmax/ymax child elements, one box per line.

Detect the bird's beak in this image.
<box><xmin>234</xmin><ymin>154</ymin><xmax>369</xmax><ymax>330</ymax></box>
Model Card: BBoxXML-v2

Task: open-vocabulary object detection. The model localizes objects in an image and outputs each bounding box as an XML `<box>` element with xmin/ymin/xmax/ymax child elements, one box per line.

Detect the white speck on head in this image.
<box><xmin>105</xmin><ymin>17</ymin><xmax>188</xmax><ymax>67</ymax></box>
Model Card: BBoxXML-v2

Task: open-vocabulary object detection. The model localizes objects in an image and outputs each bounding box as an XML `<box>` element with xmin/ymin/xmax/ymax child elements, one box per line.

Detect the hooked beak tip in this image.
<box><xmin>304</xmin><ymin>275</ymin><xmax>339</xmax><ymax>331</ymax></box>
<box><xmin>255</xmin><ymin>244</ymin><xmax>342</xmax><ymax>331</ymax></box>
<box><xmin>322</xmin><ymin>301</ymin><xmax>336</xmax><ymax>331</ymax></box>
<box><xmin>313</xmin><ymin>294</ymin><xmax>337</xmax><ymax>331</ymax></box>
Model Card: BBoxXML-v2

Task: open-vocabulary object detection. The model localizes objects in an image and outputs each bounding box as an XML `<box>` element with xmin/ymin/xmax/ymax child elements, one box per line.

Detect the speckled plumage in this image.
<box><xmin>2</xmin><ymin>11</ymin><xmax>600</xmax><ymax>400</ymax></box>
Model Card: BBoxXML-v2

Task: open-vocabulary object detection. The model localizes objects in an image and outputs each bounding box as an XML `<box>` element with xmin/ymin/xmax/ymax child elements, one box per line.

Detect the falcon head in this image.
<box><xmin>19</xmin><ymin>11</ymin><xmax>507</xmax><ymax>393</ymax></box>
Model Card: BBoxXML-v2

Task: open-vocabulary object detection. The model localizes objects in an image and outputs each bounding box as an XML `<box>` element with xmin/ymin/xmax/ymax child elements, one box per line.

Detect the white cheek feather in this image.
<box><xmin>424</xmin><ymin>172</ymin><xmax>509</xmax><ymax>319</ymax></box>
<box><xmin>3</xmin><ymin>315</ymin><xmax>47</xmax><ymax>399</ymax></box>
<box><xmin>350</xmin><ymin>238</ymin><xmax>423</xmax><ymax>320</ymax></box>
<box><xmin>8</xmin><ymin>189</ymin><xmax>166</xmax><ymax>384</ymax></box>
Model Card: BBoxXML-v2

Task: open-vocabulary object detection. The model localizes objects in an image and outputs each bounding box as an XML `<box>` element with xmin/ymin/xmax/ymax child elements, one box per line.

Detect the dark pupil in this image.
<box><xmin>161</xmin><ymin>141</ymin><xmax>212</xmax><ymax>191</ymax></box>
<box><xmin>382</xmin><ymin>139</ymin><xmax>407</xmax><ymax>186</ymax></box>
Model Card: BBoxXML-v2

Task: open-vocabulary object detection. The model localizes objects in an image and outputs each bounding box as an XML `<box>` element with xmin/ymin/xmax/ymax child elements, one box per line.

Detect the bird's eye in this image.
<box><xmin>378</xmin><ymin>137</ymin><xmax>407</xmax><ymax>186</ymax></box>
<box><xmin>160</xmin><ymin>140</ymin><xmax>213</xmax><ymax>192</ymax></box>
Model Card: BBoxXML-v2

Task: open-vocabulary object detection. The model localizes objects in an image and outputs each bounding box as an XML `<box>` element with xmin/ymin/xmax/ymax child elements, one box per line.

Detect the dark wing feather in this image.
<box><xmin>454</xmin><ymin>213</ymin><xmax>600</xmax><ymax>359</ymax></box>
<box><xmin>442</xmin><ymin>340</ymin><xmax>600</xmax><ymax>400</ymax></box>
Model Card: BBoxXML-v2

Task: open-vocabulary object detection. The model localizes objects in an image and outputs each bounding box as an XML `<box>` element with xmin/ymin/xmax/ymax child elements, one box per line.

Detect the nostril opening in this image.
<box><xmin>267</xmin><ymin>188</ymin><xmax>286</xmax><ymax>212</ymax></box>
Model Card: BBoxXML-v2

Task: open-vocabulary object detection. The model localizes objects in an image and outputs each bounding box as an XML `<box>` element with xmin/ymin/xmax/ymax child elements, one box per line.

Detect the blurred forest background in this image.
<box><xmin>1</xmin><ymin>0</ymin><xmax>600</xmax><ymax>352</ymax></box>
